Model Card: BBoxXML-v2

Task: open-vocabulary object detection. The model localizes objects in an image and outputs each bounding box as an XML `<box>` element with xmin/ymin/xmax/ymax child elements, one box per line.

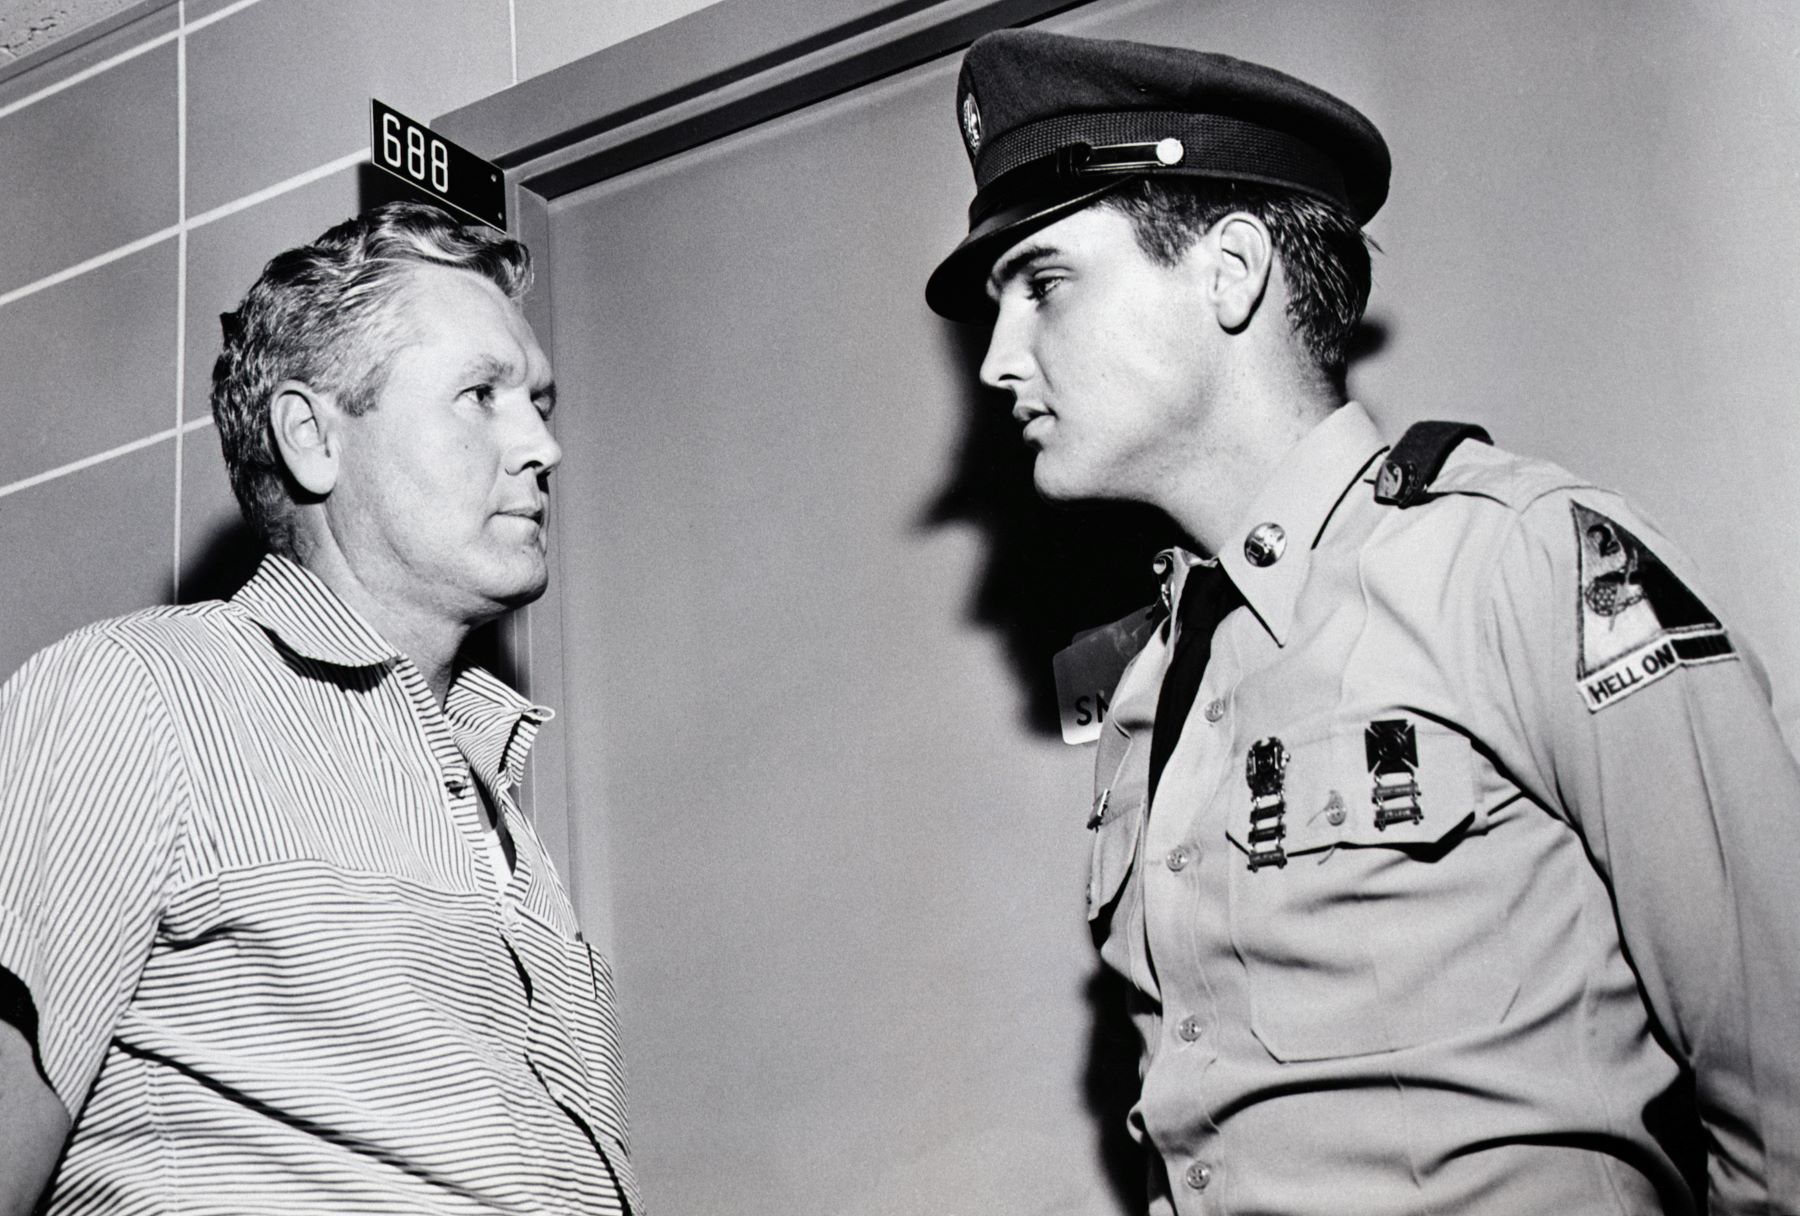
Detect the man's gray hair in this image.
<box><xmin>210</xmin><ymin>201</ymin><xmax>533</xmax><ymax>557</ymax></box>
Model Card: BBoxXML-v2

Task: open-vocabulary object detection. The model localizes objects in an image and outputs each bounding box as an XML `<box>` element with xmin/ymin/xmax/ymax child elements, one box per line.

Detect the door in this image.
<box><xmin>477</xmin><ymin>1</ymin><xmax>1800</xmax><ymax>1211</ymax></box>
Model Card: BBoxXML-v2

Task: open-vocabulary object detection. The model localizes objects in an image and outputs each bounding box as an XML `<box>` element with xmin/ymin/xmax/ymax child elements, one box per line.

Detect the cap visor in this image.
<box><xmin>924</xmin><ymin>178</ymin><xmax>1130</xmax><ymax>321</ymax></box>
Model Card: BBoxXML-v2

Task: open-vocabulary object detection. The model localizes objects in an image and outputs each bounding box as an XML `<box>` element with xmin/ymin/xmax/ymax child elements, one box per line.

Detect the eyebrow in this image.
<box><xmin>459</xmin><ymin>354</ymin><xmax>557</xmax><ymax>413</ymax></box>
<box><xmin>459</xmin><ymin>353</ymin><xmax>521</xmax><ymax>385</ymax></box>
<box><xmin>986</xmin><ymin>242</ymin><xmax>1060</xmax><ymax>299</ymax></box>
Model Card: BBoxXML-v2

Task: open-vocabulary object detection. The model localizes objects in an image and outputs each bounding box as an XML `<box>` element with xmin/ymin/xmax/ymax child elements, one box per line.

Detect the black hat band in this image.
<box><xmin>972</xmin><ymin>109</ymin><xmax>1349</xmax><ymax>215</ymax></box>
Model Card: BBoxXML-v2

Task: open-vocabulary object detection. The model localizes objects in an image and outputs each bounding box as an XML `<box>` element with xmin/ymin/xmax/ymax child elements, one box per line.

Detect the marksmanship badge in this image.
<box><xmin>1573</xmin><ymin>502</ymin><xmax>1734</xmax><ymax>711</ymax></box>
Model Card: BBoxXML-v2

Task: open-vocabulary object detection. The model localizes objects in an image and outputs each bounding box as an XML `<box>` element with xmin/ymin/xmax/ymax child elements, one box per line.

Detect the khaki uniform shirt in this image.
<box><xmin>1088</xmin><ymin>402</ymin><xmax>1800</xmax><ymax>1214</ymax></box>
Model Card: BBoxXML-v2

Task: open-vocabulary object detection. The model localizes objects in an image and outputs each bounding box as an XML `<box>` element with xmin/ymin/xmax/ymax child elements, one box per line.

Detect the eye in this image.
<box><xmin>462</xmin><ymin>383</ymin><xmax>497</xmax><ymax>409</ymax></box>
<box><xmin>1024</xmin><ymin>271</ymin><xmax>1065</xmax><ymax>304</ymax></box>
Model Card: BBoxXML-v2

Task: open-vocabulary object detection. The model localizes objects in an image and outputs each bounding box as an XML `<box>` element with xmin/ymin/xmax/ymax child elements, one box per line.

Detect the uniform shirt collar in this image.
<box><xmin>1214</xmin><ymin>400</ymin><xmax>1389</xmax><ymax>647</ymax></box>
<box><xmin>233</xmin><ymin>553</ymin><xmax>401</xmax><ymax>668</ymax></box>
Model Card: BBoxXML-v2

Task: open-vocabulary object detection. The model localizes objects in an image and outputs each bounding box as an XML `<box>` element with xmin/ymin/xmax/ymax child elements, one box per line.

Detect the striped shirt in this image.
<box><xmin>0</xmin><ymin>555</ymin><xmax>640</xmax><ymax>1215</ymax></box>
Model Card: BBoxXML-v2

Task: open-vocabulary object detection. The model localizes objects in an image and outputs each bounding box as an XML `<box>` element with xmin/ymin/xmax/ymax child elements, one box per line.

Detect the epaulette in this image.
<box><xmin>1373</xmin><ymin>421</ymin><xmax>1493</xmax><ymax>507</ymax></box>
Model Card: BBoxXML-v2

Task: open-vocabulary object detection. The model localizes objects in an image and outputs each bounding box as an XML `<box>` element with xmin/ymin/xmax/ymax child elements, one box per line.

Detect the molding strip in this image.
<box><xmin>437</xmin><ymin>0</ymin><xmax>1077</xmax><ymax>202</ymax></box>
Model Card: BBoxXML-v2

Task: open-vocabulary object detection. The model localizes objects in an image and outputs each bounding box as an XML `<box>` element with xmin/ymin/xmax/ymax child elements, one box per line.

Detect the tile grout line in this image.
<box><xmin>0</xmin><ymin>26</ymin><xmax>177</xmax><ymax>122</ymax></box>
<box><xmin>0</xmin><ymin>137</ymin><xmax>367</xmax><ymax>497</ymax></box>
<box><xmin>0</xmin><ymin>0</ymin><xmax>337</xmax><ymax>318</ymax></box>
<box><xmin>0</xmin><ymin>0</ymin><xmax>267</xmax><ymax>124</ymax></box>
<box><xmin>172</xmin><ymin>0</ymin><xmax>189</xmax><ymax>602</ymax></box>
<box><xmin>184</xmin><ymin>0</ymin><xmax>267</xmax><ymax>35</ymax></box>
<box><xmin>0</xmin><ymin>147</ymin><xmax>368</xmax><ymax>314</ymax></box>
<box><xmin>186</xmin><ymin>148</ymin><xmax>367</xmax><ymax>230</ymax></box>
<box><xmin>0</xmin><ymin>0</ymin><xmax>266</xmax><ymax>125</ymax></box>
<box><xmin>0</xmin><ymin>417</ymin><xmax>213</xmax><ymax>503</ymax></box>
<box><xmin>0</xmin><ymin>225</ymin><xmax>181</xmax><ymax>310</ymax></box>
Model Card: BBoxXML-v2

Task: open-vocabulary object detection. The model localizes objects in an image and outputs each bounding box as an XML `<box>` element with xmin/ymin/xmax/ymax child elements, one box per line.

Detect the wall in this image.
<box><xmin>0</xmin><ymin>0</ymin><xmax>724</xmax><ymax>686</ymax></box>
<box><xmin>516</xmin><ymin>1</ymin><xmax>1800</xmax><ymax>1213</ymax></box>
<box><xmin>1</xmin><ymin>0</ymin><xmax>142</xmax><ymax>64</ymax></box>
<box><xmin>6</xmin><ymin>1</ymin><xmax>1799</xmax><ymax>1213</ymax></box>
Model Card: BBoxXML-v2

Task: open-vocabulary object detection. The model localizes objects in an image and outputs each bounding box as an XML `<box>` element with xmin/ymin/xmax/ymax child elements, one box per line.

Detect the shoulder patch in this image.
<box><xmin>1574</xmin><ymin>502</ymin><xmax>1734</xmax><ymax>711</ymax></box>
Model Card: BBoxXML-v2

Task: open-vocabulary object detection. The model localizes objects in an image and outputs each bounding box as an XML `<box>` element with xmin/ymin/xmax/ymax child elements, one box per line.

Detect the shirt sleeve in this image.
<box><xmin>1481</xmin><ymin>488</ymin><xmax>1800</xmax><ymax>1213</ymax></box>
<box><xmin>0</xmin><ymin>629</ymin><xmax>190</xmax><ymax>1116</ymax></box>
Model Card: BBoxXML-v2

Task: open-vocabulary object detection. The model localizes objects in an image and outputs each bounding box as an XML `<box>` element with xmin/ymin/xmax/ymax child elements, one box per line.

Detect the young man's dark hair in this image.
<box><xmin>1102</xmin><ymin>178</ymin><xmax>1374</xmax><ymax>387</ymax></box>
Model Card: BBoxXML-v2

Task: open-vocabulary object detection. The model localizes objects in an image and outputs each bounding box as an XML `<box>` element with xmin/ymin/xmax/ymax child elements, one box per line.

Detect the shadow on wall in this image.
<box><xmin>922</xmin><ymin>313</ymin><xmax>1392</xmax><ymax>738</ymax></box>
<box><xmin>919</xmin><ymin>318</ymin><xmax>1185</xmax><ymax>738</ymax></box>
<box><xmin>923</xmin><ymin>312</ymin><xmax>1389</xmax><ymax>1209</ymax></box>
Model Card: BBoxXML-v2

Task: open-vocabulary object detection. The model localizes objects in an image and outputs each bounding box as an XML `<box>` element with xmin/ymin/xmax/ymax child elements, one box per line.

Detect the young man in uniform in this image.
<box><xmin>926</xmin><ymin>28</ymin><xmax>1800</xmax><ymax>1214</ymax></box>
<box><xmin>0</xmin><ymin>203</ymin><xmax>640</xmax><ymax>1214</ymax></box>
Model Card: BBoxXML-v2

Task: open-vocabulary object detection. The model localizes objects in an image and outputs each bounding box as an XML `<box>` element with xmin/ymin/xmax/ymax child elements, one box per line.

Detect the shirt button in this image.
<box><xmin>446</xmin><ymin>776</ymin><xmax>469</xmax><ymax>796</ymax></box>
<box><xmin>1325</xmin><ymin>790</ymin><xmax>1347</xmax><ymax>826</ymax></box>
<box><xmin>1165</xmin><ymin>846</ymin><xmax>1192</xmax><ymax>872</ymax></box>
<box><xmin>1203</xmin><ymin>698</ymin><xmax>1226</xmax><ymax>723</ymax></box>
<box><xmin>1184</xmin><ymin>1161</ymin><xmax>1213</xmax><ymax>1191</ymax></box>
<box><xmin>1177</xmin><ymin>1015</ymin><xmax>1201</xmax><ymax>1043</ymax></box>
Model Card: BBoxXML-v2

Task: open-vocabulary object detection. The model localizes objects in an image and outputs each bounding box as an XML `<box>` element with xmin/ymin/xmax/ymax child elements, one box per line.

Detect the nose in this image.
<box><xmin>978</xmin><ymin>299</ymin><xmax>1033</xmax><ymax>394</ymax></box>
<box><xmin>507</xmin><ymin>402</ymin><xmax>563</xmax><ymax>479</ymax></box>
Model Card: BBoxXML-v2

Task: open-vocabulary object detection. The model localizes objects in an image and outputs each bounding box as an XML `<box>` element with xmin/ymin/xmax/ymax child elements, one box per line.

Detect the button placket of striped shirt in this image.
<box><xmin>460</xmin><ymin>732</ymin><xmax>542</xmax><ymax>908</ymax></box>
<box><xmin>491</xmin><ymin>780</ymin><xmax>537</xmax><ymax>907</ymax></box>
<box><xmin>388</xmin><ymin>661</ymin><xmax>513</xmax><ymax>891</ymax></box>
<box><xmin>447</xmin><ymin>683</ymin><xmax>552</xmax><ymax>900</ymax></box>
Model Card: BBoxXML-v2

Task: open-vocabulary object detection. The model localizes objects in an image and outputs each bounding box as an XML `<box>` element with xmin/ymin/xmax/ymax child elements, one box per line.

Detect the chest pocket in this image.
<box><xmin>1223</xmin><ymin>720</ymin><xmax>1521</xmax><ymax>1061</ymax></box>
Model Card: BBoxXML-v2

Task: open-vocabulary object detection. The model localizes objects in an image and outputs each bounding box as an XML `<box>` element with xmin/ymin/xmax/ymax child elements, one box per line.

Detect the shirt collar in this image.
<box><xmin>1213</xmin><ymin>401</ymin><xmax>1389</xmax><ymax>647</ymax></box>
<box><xmin>445</xmin><ymin>667</ymin><xmax>555</xmax><ymax>792</ymax></box>
<box><xmin>233</xmin><ymin>556</ymin><xmax>555</xmax><ymax>787</ymax></box>
<box><xmin>232</xmin><ymin>554</ymin><xmax>402</xmax><ymax>668</ymax></box>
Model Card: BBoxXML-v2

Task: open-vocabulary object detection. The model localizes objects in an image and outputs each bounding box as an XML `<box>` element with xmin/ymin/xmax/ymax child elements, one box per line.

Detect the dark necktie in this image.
<box><xmin>1147</xmin><ymin>563</ymin><xmax>1245</xmax><ymax>806</ymax></box>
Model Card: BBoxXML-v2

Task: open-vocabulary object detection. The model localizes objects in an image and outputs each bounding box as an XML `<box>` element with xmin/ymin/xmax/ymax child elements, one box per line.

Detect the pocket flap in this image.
<box><xmin>1087</xmin><ymin>734</ymin><xmax>1149</xmax><ymax>921</ymax></box>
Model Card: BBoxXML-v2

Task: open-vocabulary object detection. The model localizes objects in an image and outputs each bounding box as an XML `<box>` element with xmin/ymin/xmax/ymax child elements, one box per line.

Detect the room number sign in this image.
<box><xmin>370</xmin><ymin>99</ymin><xmax>507</xmax><ymax>231</ymax></box>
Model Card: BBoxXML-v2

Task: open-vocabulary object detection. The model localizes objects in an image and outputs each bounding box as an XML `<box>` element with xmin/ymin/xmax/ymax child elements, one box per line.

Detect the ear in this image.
<box><xmin>1207</xmin><ymin>212</ymin><xmax>1275</xmax><ymax>332</ymax></box>
<box><xmin>268</xmin><ymin>380</ymin><xmax>342</xmax><ymax>496</ymax></box>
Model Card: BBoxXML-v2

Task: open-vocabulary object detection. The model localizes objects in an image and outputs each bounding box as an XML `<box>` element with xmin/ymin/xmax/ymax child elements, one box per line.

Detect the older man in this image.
<box><xmin>928</xmin><ymin>29</ymin><xmax>1800</xmax><ymax>1216</ymax></box>
<box><xmin>0</xmin><ymin>202</ymin><xmax>639</xmax><ymax>1214</ymax></box>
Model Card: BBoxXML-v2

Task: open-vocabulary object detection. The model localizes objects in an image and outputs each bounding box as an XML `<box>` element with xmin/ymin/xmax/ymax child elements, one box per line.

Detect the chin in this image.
<box><xmin>496</xmin><ymin>580</ymin><xmax>548</xmax><ymax>611</ymax></box>
<box><xmin>501</xmin><ymin>566</ymin><xmax>551</xmax><ymax>608</ymax></box>
<box><xmin>1031</xmin><ymin>455</ymin><xmax>1092</xmax><ymax>504</ymax></box>
<box><xmin>476</xmin><ymin>553</ymin><xmax>551</xmax><ymax>611</ymax></box>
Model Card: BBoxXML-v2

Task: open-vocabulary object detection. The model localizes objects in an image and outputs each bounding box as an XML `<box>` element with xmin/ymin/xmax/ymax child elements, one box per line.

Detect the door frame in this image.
<box><xmin>435</xmin><ymin>0</ymin><xmax>1076</xmax><ymax>927</ymax></box>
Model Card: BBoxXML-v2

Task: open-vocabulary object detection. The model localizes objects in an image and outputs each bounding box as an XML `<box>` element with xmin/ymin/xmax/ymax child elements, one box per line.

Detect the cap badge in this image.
<box><xmin>960</xmin><ymin>93</ymin><xmax>983</xmax><ymax>155</ymax></box>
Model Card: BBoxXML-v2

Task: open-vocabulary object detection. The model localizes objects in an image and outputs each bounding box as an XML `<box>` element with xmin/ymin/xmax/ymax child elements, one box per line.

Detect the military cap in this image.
<box><xmin>925</xmin><ymin>29</ymin><xmax>1390</xmax><ymax>320</ymax></box>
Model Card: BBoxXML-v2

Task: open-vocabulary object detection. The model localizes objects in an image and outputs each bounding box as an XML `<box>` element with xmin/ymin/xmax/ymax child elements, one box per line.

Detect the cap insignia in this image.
<box><xmin>960</xmin><ymin>93</ymin><xmax>983</xmax><ymax>155</ymax></box>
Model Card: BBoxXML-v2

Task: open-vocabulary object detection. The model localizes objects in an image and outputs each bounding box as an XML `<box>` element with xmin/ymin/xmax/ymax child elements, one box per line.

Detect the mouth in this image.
<box><xmin>495</xmin><ymin>505</ymin><xmax>546</xmax><ymax>527</ymax></box>
<box><xmin>1012</xmin><ymin>403</ymin><xmax>1054</xmax><ymax>443</ymax></box>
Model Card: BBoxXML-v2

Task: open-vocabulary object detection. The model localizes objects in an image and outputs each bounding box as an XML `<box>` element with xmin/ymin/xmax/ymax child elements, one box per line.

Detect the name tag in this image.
<box><xmin>1052</xmin><ymin>609</ymin><xmax>1159</xmax><ymax>745</ymax></box>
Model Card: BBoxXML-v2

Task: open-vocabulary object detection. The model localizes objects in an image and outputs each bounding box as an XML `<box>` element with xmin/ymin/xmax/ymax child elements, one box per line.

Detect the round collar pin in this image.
<box><xmin>1244</xmin><ymin>522</ymin><xmax>1286</xmax><ymax>567</ymax></box>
